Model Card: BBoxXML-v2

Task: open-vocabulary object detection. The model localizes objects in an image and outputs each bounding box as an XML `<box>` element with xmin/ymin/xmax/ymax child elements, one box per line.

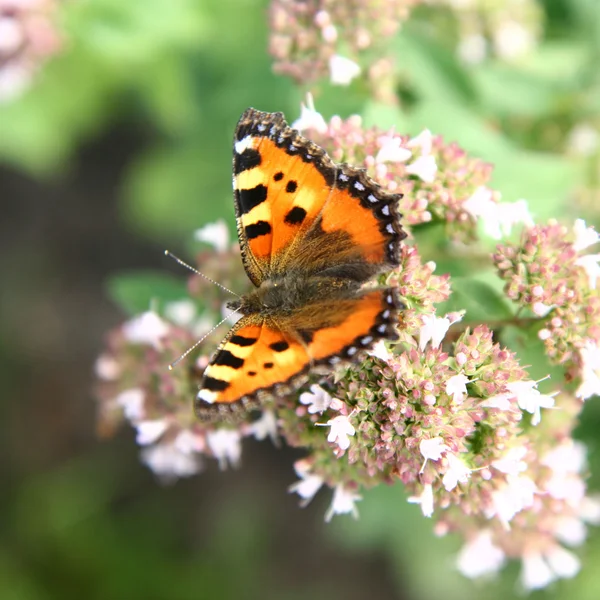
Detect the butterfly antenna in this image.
<box><xmin>164</xmin><ymin>250</ymin><xmax>240</xmax><ymax>298</ymax></box>
<box><xmin>168</xmin><ymin>307</ymin><xmax>242</xmax><ymax>370</ymax></box>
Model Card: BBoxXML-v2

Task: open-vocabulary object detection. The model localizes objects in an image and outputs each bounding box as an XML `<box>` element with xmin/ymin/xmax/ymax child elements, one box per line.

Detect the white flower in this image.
<box><xmin>299</xmin><ymin>384</ymin><xmax>333</xmax><ymax>414</ymax></box>
<box><xmin>420</xmin><ymin>437</ymin><xmax>449</xmax><ymax>471</ymax></box>
<box><xmin>408</xmin><ymin>483</ymin><xmax>434</xmax><ymax>517</ymax></box>
<box><xmin>95</xmin><ymin>354</ymin><xmax>121</xmax><ymax>380</ymax></box>
<box><xmin>457</xmin><ymin>33</ymin><xmax>487</xmax><ymax>65</ymax></box>
<box><xmin>446</xmin><ymin>374</ymin><xmax>472</xmax><ymax>404</ymax></box>
<box><xmin>520</xmin><ymin>546</ymin><xmax>580</xmax><ymax>591</ymax></box>
<box><xmin>532</xmin><ymin>301</ymin><xmax>553</xmax><ymax>316</ymax></box>
<box><xmin>480</xmin><ymin>393</ymin><xmax>512</xmax><ymax>411</ymax></box>
<box><xmin>289</xmin><ymin>460</ymin><xmax>324</xmax><ymax>506</ymax></box>
<box><xmin>0</xmin><ymin>61</ymin><xmax>30</xmax><ymax>102</ymax></box>
<box><xmin>419</xmin><ymin>313</ymin><xmax>454</xmax><ymax>350</ymax></box>
<box><xmin>575</xmin><ymin>253</ymin><xmax>600</xmax><ymax>289</ymax></box>
<box><xmin>505</xmin><ymin>380</ymin><xmax>556</xmax><ymax>426</ymax></box>
<box><xmin>580</xmin><ymin>496</ymin><xmax>600</xmax><ymax>524</ymax></box>
<box><xmin>463</xmin><ymin>186</ymin><xmax>496</xmax><ymax>219</ymax></box>
<box><xmin>0</xmin><ymin>17</ymin><xmax>24</xmax><ymax>55</ymax></box>
<box><xmin>442</xmin><ymin>454</ymin><xmax>472</xmax><ymax>491</ymax></box>
<box><xmin>375</xmin><ymin>135</ymin><xmax>412</xmax><ymax>163</ymax></box>
<box><xmin>520</xmin><ymin>551</ymin><xmax>555</xmax><ymax>590</ymax></box>
<box><xmin>542</xmin><ymin>440</ymin><xmax>587</xmax><ymax>505</ymax></box>
<box><xmin>141</xmin><ymin>442</ymin><xmax>201</xmax><ymax>479</ymax></box>
<box><xmin>115</xmin><ymin>388</ymin><xmax>145</xmax><ymax>422</ymax></box>
<box><xmin>553</xmin><ymin>516</ymin><xmax>587</xmax><ymax>547</ymax></box>
<box><xmin>206</xmin><ymin>429</ymin><xmax>242</xmax><ymax>470</ymax></box>
<box><xmin>407</xmin><ymin>129</ymin><xmax>433</xmax><ymax>156</ymax></box>
<box><xmin>493</xmin><ymin>20</ymin><xmax>535</xmax><ymax>60</ymax></box>
<box><xmin>567</xmin><ymin>124</ymin><xmax>599</xmax><ymax>156</ymax></box>
<box><xmin>324</xmin><ymin>415</ymin><xmax>355</xmax><ymax>450</ymax></box>
<box><xmin>122</xmin><ymin>311</ymin><xmax>169</xmax><ymax>349</ymax></box>
<box><xmin>173</xmin><ymin>429</ymin><xmax>205</xmax><ymax>454</ymax></box>
<box><xmin>573</xmin><ymin>219</ymin><xmax>599</xmax><ymax>252</ymax></box>
<box><xmin>135</xmin><ymin>420</ymin><xmax>168</xmax><ymax>445</ymax></box>
<box><xmin>406</xmin><ymin>155</ymin><xmax>437</xmax><ymax>183</ymax></box>
<box><xmin>367</xmin><ymin>339</ymin><xmax>392</xmax><ymax>362</ymax></box>
<box><xmin>292</xmin><ymin>93</ymin><xmax>328</xmax><ymax>134</ymax></box>
<box><xmin>247</xmin><ymin>410</ymin><xmax>278</xmax><ymax>444</ymax></box>
<box><xmin>194</xmin><ymin>219</ymin><xmax>230</xmax><ymax>252</ymax></box>
<box><xmin>164</xmin><ymin>300</ymin><xmax>197</xmax><ymax>327</ymax></box>
<box><xmin>576</xmin><ymin>341</ymin><xmax>600</xmax><ymax>400</ymax></box>
<box><xmin>328</xmin><ymin>55</ymin><xmax>361</xmax><ymax>85</ymax></box>
<box><xmin>325</xmin><ymin>485</ymin><xmax>362</xmax><ymax>522</ymax></box>
<box><xmin>492</xmin><ymin>446</ymin><xmax>528</xmax><ymax>477</ymax></box>
<box><xmin>487</xmin><ymin>475</ymin><xmax>536</xmax><ymax>528</ymax></box>
<box><xmin>456</xmin><ymin>530</ymin><xmax>505</xmax><ymax>579</ymax></box>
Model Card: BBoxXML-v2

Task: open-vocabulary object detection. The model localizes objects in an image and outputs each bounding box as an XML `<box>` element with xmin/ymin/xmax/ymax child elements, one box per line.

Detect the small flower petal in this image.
<box><xmin>328</xmin><ymin>55</ymin><xmax>361</xmax><ymax>85</ymax></box>
<box><xmin>325</xmin><ymin>485</ymin><xmax>361</xmax><ymax>522</ymax></box>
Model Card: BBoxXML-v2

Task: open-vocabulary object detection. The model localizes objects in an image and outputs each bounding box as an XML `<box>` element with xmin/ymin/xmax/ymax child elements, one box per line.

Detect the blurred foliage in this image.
<box><xmin>2</xmin><ymin>0</ymin><xmax>600</xmax><ymax>598</ymax></box>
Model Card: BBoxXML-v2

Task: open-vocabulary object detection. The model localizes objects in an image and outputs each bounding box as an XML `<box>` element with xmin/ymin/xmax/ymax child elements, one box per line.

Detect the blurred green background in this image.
<box><xmin>2</xmin><ymin>0</ymin><xmax>600</xmax><ymax>598</ymax></box>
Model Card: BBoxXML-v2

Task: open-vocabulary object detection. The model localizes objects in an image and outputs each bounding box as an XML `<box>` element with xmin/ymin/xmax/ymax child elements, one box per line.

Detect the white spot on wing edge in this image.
<box><xmin>235</xmin><ymin>135</ymin><xmax>254</xmax><ymax>154</ymax></box>
<box><xmin>197</xmin><ymin>389</ymin><xmax>217</xmax><ymax>404</ymax></box>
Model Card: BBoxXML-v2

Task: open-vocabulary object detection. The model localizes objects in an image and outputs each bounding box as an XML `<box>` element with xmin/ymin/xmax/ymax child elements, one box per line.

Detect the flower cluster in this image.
<box><xmin>268</xmin><ymin>0</ymin><xmax>417</xmax><ymax>89</ymax></box>
<box><xmin>493</xmin><ymin>219</ymin><xmax>600</xmax><ymax>399</ymax></box>
<box><xmin>0</xmin><ymin>0</ymin><xmax>62</xmax><ymax>102</ymax></box>
<box><xmin>427</xmin><ymin>0</ymin><xmax>542</xmax><ymax>65</ymax></box>
<box><xmin>95</xmin><ymin>101</ymin><xmax>600</xmax><ymax>591</ymax></box>
<box><xmin>296</xmin><ymin>101</ymin><xmax>509</xmax><ymax>243</ymax></box>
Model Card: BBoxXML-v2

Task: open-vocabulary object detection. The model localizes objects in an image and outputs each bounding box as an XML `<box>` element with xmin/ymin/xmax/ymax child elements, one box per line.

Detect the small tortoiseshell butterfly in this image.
<box><xmin>196</xmin><ymin>108</ymin><xmax>406</xmax><ymax>420</ymax></box>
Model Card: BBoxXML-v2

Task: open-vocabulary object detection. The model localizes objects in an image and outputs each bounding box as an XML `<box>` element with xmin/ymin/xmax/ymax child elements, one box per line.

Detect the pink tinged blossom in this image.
<box><xmin>488</xmin><ymin>475</ymin><xmax>537</xmax><ymax>529</ymax></box>
<box><xmin>445</xmin><ymin>373</ymin><xmax>472</xmax><ymax>404</ymax></box>
<box><xmin>572</xmin><ymin>219</ymin><xmax>599</xmax><ymax>252</ymax></box>
<box><xmin>542</xmin><ymin>440</ymin><xmax>587</xmax><ymax>505</ymax></box>
<box><xmin>247</xmin><ymin>410</ymin><xmax>278</xmax><ymax>444</ymax></box>
<box><xmin>575</xmin><ymin>254</ymin><xmax>600</xmax><ymax>289</ymax></box>
<box><xmin>122</xmin><ymin>311</ymin><xmax>169</xmax><ymax>348</ymax></box>
<box><xmin>456</xmin><ymin>531</ymin><xmax>506</xmax><ymax>579</ymax></box>
<box><xmin>442</xmin><ymin>454</ymin><xmax>472</xmax><ymax>491</ymax></box>
<box><xmin>463</xmin><ymin>186</ymin><xmax>495</xmax><ymax>220</ymax></box>
<box><xmin>505</xmin><ymin>380</ymin><xmax>556</xmax><ymax>425</ymax></box>
<box><xmin>481</xmin><ymin>393</ymin><xmax>512</xmax><ymax>411</ymax></box>
<box><xmin>407</xmin><ymin>129</ymin><xmax>433</xmax><ymax>156</ymax></box>
<box><xmin>580</xmin><ymin>496</ymin><xmax>600</xmax><ymax>524</ymax></box>
<box><xmin>289</xmin><ymin>460</ymin><xmax>324</xmax><ymax>506</ymax></box>
<box><xmin>367</xmin><ymin>339</ymin><xmax>392</xmax><ymax>362</ymax></box>
<box><xmin>325</xmin><ymin>485</ymin><xmax>362</xmax><ymax>522</ymax></box>
<box><xmin>419</xmin><ymin>314</ymin><xmax>451</xmax><ymax>350</ymax></box>
<box><xmin>135</xmin><ymin>420</ymin><xmax>168</xmax><ymax>445</ymax></box>
<box><xmin>375</xmin><ymin>135</ymin><xmax>412</xmax><ymax>163</ymax></box>
<box><xmin>299</xmin><ymin>384</ymin><xmax>333</xmax><ymax>414</ymax></box>
<box><xmin>576</xmin><ymin>341</ymin><xmax>600</xmax><ymax>400</ymax></box>
<box><xmin>328</xmin><ymin>55</ymin><xmax>361</xmax><ymax>85</ymax></box>
<box><xmin>115</xmin><ymin>388</ymin><xmax>145</xmax><ymax>422</ymax></box>
<box><xmin>173</xmin><ymin>429</ymin><xmax>205</xmax><ymax>454</ymax></box>
<box><xmin>406</xmin><ymin>155</ymin><xmax>438</xmax><ymax>183</ymax></box>
<box><xmin>545</xmin><ymin>545</ymin><xmax>581</xmax><ymax>579</ymax></box>
<box><xmin>408</xmin><ymin>483</ymin><xmax>434</xmax><ymax>517</ymax></box>
<box><xmin>492</xmin><ymin>446</ymin><xmax>528</xmax><ymax>477</ymax></box>
<box><xmin>206</xmin><ymin>429</ymin><xmax>242</xmax><ymax>470</ymax></box>
<box><xmin>292</xmin><ymin>93</ymin><xmax>328</xmax><ymax>134</ymax></box>
<box><xmin>553</xmin><ymin>516</ymin><xmax>588</xmax><ymax>547</ymax></box>
<box><xmin>194</xmin><ymin>219</ymin><xmax>230</xmax><ymax>252</ymax></box>
<box><xmin>95</xmin><ymin>354</ymin><xmax>121</xmax><ymax>380</ymax></box>
<box><xmin>324</xmin><ymin>415</ymin><xmax>355</xmax><ymax>450</ymax></box>
<box><xmin>141</xmin><ymin>442</ymin><xmax>201</xmax><ymax>479</ymax></box>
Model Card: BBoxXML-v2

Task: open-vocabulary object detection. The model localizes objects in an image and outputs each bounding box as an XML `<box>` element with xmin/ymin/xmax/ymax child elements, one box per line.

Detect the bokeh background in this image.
<box><xmin>2</xmin><ymin>0</ymin><xmax>600</xmax><ymax>598</ymax></box>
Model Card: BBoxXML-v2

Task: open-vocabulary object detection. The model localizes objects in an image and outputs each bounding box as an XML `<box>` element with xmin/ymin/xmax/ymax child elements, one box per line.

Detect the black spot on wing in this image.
<box><xmin>213</xmin><ymin>349</ymin><xmax>244</xmax><ymax>369</ymax></box>
<box><xmin>269</xmin><ymin>341</ymin><xmax>289</xmax><ymax>352</ymax></box>
<box><xmin>284</xmin><ymin>206</ymin><xmax>307</xmax><ymax>225</ymax></box>
<box><xmin>273</xmin><ymin>171</ymin><xmax>284</xmax><ymax>181</ymax></box>
<box><xmin>263</xmin><ymin>362</ymin><xmax>274</xmax><ymax>369</ymax></box>
<box><xmin>230</xmin><ymin>334</ymin><xmax>257</xmax><ymax>347</ymax></box>
<box><xmin>245</xmin><ymin>220</ymin><xmax>271</xmax><ymax>239</ymax></box>
<box><xmin>202</xmin><ymin>376</ymin><xmax>230</xmax><ymax>391</ymax></box>
<box><xmin>238</xmin><ymin>184</ymin><xmax>268</xmax><ymax>215</ymax></box>
<box><xmin>234</xmin><ymin>148</ymin><xmax>261</xmax><ymax>175</ymax></box>
<box><xmin>248</xmin><ymin>370</ymin><xmax>257</xmax><ymax>377</ymax></box>
<box><xmin>285</xmin><ymin>180</ymin><xmax>298</xmax><ymax>193</ymax></box>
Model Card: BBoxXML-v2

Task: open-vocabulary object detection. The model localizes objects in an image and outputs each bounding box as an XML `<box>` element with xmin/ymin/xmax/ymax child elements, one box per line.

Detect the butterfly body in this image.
<box><xmin>196</xmin><ymin>109</ymin><xmax>406</xmax><ymax>421</ymax></box>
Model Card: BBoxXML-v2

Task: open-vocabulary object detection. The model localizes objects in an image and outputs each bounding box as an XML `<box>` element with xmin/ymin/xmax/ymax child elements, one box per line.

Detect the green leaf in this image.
<box><xmin>107</xmin><ymin>271</ymin><xmax>190</xmax><ymax>316</ymax></box>
<box><xmin>438</xmin><ymin>276</ymin><xmax>514</xmax><ymax>322</ymax></box>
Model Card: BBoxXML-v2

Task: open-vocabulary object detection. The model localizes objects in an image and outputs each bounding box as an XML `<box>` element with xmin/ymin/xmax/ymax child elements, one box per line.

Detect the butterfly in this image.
<box><xmin>195</xmin><ymin>108</ymin><xmax>406</xmax><ymax>421</ymax></box>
